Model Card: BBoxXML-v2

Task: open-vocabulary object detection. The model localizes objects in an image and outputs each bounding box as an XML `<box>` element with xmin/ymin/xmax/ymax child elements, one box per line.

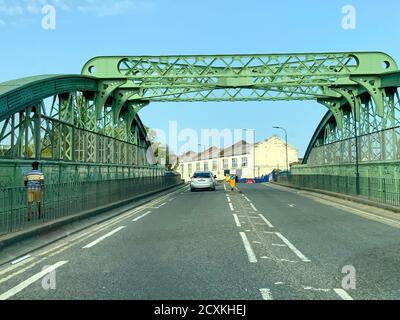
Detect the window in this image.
<box><xmin>212</xmin><ymin>160</ymin><xmax>218</xmax><ymax>171</ymax></box>
<box><xmin>196</xmin><ymin>162</ymin><xmax>201</xmax><ymax>171</ymax></box>
<box><xmin>232</xmin><ymin>158</ymin><xmax>238</xmax><ymax>169</ymax></box>
<box><xmin>204</xmin><ymin>161</ymin><xmax>209</xmax><ymax>171</ymax></box>
<box><xmin>242</xmin><ymin>157</ymin><xmax>248</xmax><ymax>168</ymax></box>
<box><xmin>193</xmin><ymin>172</ymin><xmax>212</xmax><ymax>178</ymax></box>
<box><xmin>223</xmin><ymin>159</ymin><xmax>229</xmax><ymax>169</ymax></box>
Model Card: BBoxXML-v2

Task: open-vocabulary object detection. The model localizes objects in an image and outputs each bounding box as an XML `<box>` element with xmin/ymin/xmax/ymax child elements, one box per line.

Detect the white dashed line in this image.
<box><xmin>259</xmin><ymin>214</ymin><xmax>274</xmax><ymax>228</ymax></box>
<box><xmin>83</xmin><ymin>226</ymin><xmax>126</xmax><ymax>249</ymax></box>
<box><xmin>133</xmin><ymin>211</ymin><xmax>151</xmax><ymax>222</ymax></box>
<box><xmin>250</xmin><ymin>203</ymin><xmax>258</xmax><ymax>212</ymax></box>
<box><xmin>278</xmin><ymin>259</ymin><xmax>298</xmax><ymax>263</ymax></box>
<box><xmin>0</xmin><ymin>261</ymin><xmax>69</xmax><ymax>300</ymax></box>
<box><xmin>239</xmin><ymin>232</ymin><xmax>258</xmax><ymax>263</ymax></box>
<box><xmin>304</xmin><ymin>287</ymin><xmax>330</xmax><ymax>292</ymax></box>
<box><xmin>334</xmin><ymin>288</ymin><xmax>354</xmax><ymax>300</ymax></box>
<box><xmin>274</xmin><ymin>232</ymin><xmax>311</xmax><ymax>262</ymax></box>
<box><xmin>259</xmin><ymin>288</ymin><xmax>273</xmax><ymax>300</ymax></box>
<box><xmin>233</xmin><ymin>214</ymin><xmax>242</xmax><ymax>227</ymax></box>
<box><xmin>229</xmin><ymin>203</ymin><xmax>234</xmax><ymax>212</ymax></box>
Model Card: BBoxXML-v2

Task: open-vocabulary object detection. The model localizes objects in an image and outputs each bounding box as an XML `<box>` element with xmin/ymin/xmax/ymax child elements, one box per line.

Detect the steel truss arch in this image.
<box><xmin>304</xmin><ymin>71</ymin><xmax>400</xmax><ymax>164</ymax></box>
<box><xmin>80</xmin><ymin>52</ymin><xmax>400</xmax><ymax>167</ymax></box>
<box><xmin>0</xmin><ymin>75</ymin><xmax>151</xmax><ymax>165</ymax></box>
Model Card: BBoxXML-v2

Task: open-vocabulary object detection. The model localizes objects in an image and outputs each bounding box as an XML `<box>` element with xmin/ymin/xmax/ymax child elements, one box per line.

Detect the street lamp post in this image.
<box><xmin>273</xmin><ymin>127</ymin><xmax>289</xmax><ymax>173</ymax></box>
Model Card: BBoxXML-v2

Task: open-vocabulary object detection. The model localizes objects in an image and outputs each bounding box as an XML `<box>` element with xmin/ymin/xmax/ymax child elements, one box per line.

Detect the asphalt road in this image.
<box><xmin>1</xmin><ymin>182</ymin><xmax>400</xmax><ymax>300</ymax></box>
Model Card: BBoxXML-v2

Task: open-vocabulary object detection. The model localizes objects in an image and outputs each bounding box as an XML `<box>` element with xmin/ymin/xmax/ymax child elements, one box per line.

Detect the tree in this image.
<box><xmin>144</xmin><ymin>126</ymin><xmax>179</xmax><ymax>170</ymax></box>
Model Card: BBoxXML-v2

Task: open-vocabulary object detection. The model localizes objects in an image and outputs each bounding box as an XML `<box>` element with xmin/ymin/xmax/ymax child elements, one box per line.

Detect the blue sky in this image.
<box><xmin>0</xmin><ymin>0</ymin><xmax>399</xmax><ymax>156</ymax></box>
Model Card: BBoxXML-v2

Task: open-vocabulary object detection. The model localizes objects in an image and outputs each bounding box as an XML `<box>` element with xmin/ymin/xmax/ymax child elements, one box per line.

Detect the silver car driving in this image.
<box><xmin>190</xmin><ymin>171</ymin><xmax>216</xmax><ymax>192</ymax></box>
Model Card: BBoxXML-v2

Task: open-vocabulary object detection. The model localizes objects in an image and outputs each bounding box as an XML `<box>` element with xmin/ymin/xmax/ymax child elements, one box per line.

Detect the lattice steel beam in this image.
<box><xmin>82</xmin><ymin>52</ymin><xmax>397</xmax><ymax>103</ymax></box>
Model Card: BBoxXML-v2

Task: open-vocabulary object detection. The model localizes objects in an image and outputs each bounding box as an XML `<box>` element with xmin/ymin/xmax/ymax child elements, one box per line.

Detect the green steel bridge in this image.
<box><xmin>1</xmin><ymin>52</ymin><xmax>400</xmax><ymax>235</ymax></box>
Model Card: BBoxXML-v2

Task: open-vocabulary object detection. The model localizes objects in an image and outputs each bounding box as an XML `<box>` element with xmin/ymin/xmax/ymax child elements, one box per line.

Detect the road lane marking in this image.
<box><xmin>304</xmin><ymin>286</ymin><xmax>330</xmax><ymax>292</ymax></box>
<box><xmin>278</xmin><ymin>259</ymin><xmax>298</xmax><ymax>263</ymax></box>
<box><xmin>244</xmin><ymin>196</ymin><xmax>251</xmax><ymax>202</ymax></box>
<box><xmin>155</xmin><ymin>202</ymin><xmax>167</xmax><ymax>208</ymax></box>
<box><xmin>334</xmin><ymin>288</ymin><xmax>353</xmax><ymax>300</ymax></box>
<box><xmin>239</xmin><ymin>232</ymin><xmax>258</xmax><ymax>263</ymax></box>
<box><xmin>224</xmin><ymin>184</ymin><xmax>227</xmax><ymax>191</ymax></box>
<box><xmin>272</xmin><ymin>244</ymin><xmax>286</xmax><ymax>247</ymax></box>
<box><xmin>288</xmin><ymin>204</ymin><xmax>295</xmax><ymax>208</ymax></box>
<box><xmin>226</xmin><ymin>196</ymin><xmax>231</xmax><ymax>203</ymax></box>
<box><xmin>229</xmin><ymin>203</ymin><xmax>234</xmax><ymax>212</ymax></box>
<box><xmin>259</xmin><ymin>288</ymin><xmax>273</xmax><ymax>300</ymax></box>
<box><xmin>11</xmin><ymin>255</ymin><xmax>31</xmax><ymax>265</ymax></box>
<box><xmin>274</xmin><ymin>232</ymin><xmax>311</xmax><ymax>262</ymax></box>
<box><xmin>0</xmin><ymin>261</ymin><xmax>68</xmax><ymax>300</ymax></box>
<box><xmin>0</xmin><ymin>186</ymin><xmax>186</xmax><ymax>281</ymax></box>
<box><xmin>83</xmin><ymin>226</ymin><xmax>126</xmax><ymax>249</ymax></box>
<box><xmin>0</xmin><ymin>257</ymin><xmax>35</xmax><ymax>278</ymax></box>
<box><xmin>233</xmin><ymin>214</ymin><xmax>242</xmax><ymax>227</ymax></box>
<box><xmin>250</xmin><ymin>203</ymin><xmax>258</xmax><ymax>212</ymax></box>
<box><xmin>133</xmin><ymin>211</ymin><xmax>151</xmax><ymax>222</ymax></box>
<box><xmin>259</xmin><ymin>214</ymin><xmax>274</xmax><ymax>228</ymax></box>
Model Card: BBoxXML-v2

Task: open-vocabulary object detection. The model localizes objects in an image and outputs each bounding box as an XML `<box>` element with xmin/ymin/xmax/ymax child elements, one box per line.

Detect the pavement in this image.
<box><xmin>1</xmin><ymin>182</ymin><xmax>400</xmax><ymax>300</ymax></box>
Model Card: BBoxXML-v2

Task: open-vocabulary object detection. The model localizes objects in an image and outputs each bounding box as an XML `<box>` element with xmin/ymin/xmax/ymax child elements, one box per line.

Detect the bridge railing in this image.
<box><xmin>0</xmin><ymin>174</ymin><xmax>182</xmax><ymax>237</ymax></box>
<box><xmin>277</xmin><ymin>175</ymin><xmax>400</xmax><ymax>207</ymax></box>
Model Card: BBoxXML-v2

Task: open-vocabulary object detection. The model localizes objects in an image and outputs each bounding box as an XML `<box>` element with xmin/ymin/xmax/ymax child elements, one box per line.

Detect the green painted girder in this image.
<box><xmin>82</xmin><ymin>52</ymin><xmax>398</xmax><ymax>104</ymax></box>
<box><xmin>0</xmin><ymin>75</ymin><xmax>97</xmax><ymax>121</ymax></box>
<box><xmin>0</xmin><ymin>75</ymin><xmax>151</xmax><ymax>149</ymax></box>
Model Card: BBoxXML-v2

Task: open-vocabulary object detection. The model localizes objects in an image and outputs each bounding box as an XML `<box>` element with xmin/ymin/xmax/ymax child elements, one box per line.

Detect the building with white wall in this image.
<box><xmin>178</xmin><ymin>135</ymin><xmax>299</xmax><ymax>181</ymax></box>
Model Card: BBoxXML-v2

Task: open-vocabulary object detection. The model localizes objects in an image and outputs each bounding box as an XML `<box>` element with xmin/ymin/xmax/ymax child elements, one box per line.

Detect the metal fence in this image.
<box><xmin>0</xmin><ymin>174</ymin><xmax>182</xmax><ymax>236</ymax></box>
<box><xmin>277</xmin><ymin>175</ymin><xmax>400</xmax><ymax>207</ymax></box>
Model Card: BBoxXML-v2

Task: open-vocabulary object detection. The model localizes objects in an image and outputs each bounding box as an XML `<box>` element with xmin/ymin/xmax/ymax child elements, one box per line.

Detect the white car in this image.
<box><xmin>190</xmin><ymin>171</ymin><xmax>216</xmax><ymax>192</ymax></box>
